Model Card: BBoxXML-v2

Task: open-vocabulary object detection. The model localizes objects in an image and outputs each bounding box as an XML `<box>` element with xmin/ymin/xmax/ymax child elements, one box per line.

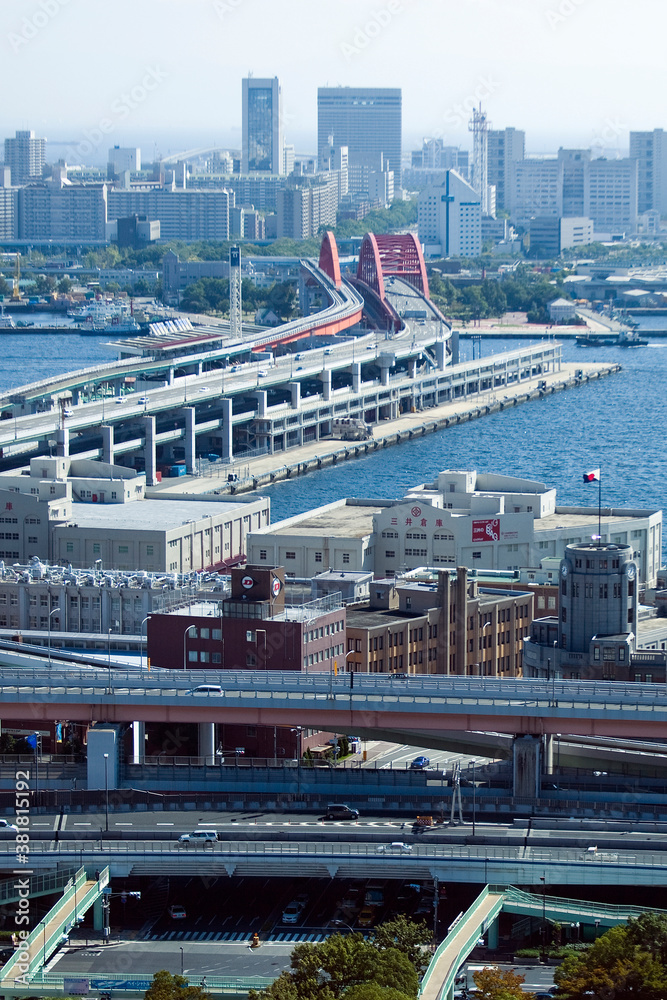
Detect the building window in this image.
<box><xmin>188</xmin><ymin>650</ymin><xmax>198</xmax><ymax>662</ymax></box>
<box><xmin>472</xmin><ymin>551</ymin><xmax>481</xmax><ymax>560</ymax></box>
<box><xmin>246</xmin><ymin>653</ymin><xmax>256</xmax><ymax>666</ymax></box>
<box><xmin>342</xmin><ymin>553</ymin><xmax>350</xmax><ymax>564</ymax></box>
<box><xmin>285</xmin><ymin>551</ymin><xmax>296</xmax><ymax>560</ymax></box>
<box><xmin>315</xmin><ymin>552</ymin><xmax>322</xmax><ymax>562</ymax></box>
<box><xmin>212</xmin><ymin>652</ymin><xmax>221</xmax><ymax>664</ymax></box>
<box><xmin>66</xmin><ymin>542</ymin><xmax>73</xmax><ymax>553</ymax></box>
<box><xmin>259</xmin><ymin>550</ymin><xmax>267</xmax><ymax>560</ymax></box>
<box><xmin>246</xmin><ymin>630</ymin><xmax>256</xmax><ymax>642</ymax></box>
<box><xmin>594</xmin><ymin>646</ymin><xmax>600</xmax><ymax>661</ymax></box>
<box><xmin>146</xmin><ymin>545</ymin><xmax>153</xmax><ymax>556</ymax></box>
<box><xmin>119</xmin><ymin>545</ymin><xmax>129</xmax><ymax>554</ymax></box>
<box><xmin>385</xmin><ymin>550</ymin><xmax>395</xmax><ymax>558</ymax></box>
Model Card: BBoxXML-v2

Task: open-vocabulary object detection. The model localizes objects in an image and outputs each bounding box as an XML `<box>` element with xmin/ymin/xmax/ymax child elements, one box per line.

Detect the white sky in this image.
<box><xmin>1</xmin><ymin>0</ymin><xmax>665</xmax><ymax>164</ymax></box>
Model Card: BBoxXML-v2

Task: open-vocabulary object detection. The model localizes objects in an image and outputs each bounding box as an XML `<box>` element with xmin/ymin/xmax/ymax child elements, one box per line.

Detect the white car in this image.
<box><xmin>137</xmin><ymin>396</ymin><xmax>149</xmax><ymax>405</ymax></box>
<box><xmin>376</xmin><ymin>842</ymin><xmax>412</xmax><ymax>854</ymax></box>
<box><xmin>0</xmin><ymin>820</ymin><xmax>18</xmax><ymax>834</ymax></box>
<box><xmin>168</xmin><ymin>904</ymin><xmax>186</xmax><ymax>920</ymax></box>
<box><xmin>282</xmin><ymin>900</ymin><xmax>305</xmax><ymax>924</ymax></box>
<box><xmin>189</xmin><ymin>684</ymin><xmax>223</xmax><ymax>695</ymax></box>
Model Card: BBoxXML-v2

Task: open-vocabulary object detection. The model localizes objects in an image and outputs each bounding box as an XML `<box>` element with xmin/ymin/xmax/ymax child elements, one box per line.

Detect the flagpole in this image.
<box><xmin>598</xmin><ymin>470</ymin><xmax>602</xmax><ymax>544</ymax></box>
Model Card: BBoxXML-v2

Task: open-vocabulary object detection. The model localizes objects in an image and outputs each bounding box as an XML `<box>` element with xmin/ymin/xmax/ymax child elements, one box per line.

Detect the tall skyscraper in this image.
<box><xmin>317</xmin><ymin>87</ymin><xmax>402</xmax><ymax>191</ymax></box>
<box><xmin>487</xmin><ymin>127</ymin><xmax>525</xmax><ymax>211</ymax></box>
<box><xmin>629</xmin><ymin>129</ymin><xmax>667</xmax><ymax>215</ymax></box>
<box><xmin>242</xmin><ymin>76</ymin><xmax>284</xmax><ymax>175</ymax></box>
<box><xmin>4</xmin><ymin>130</ymin><xmax>46</xmax><ymax>185</ymax></box>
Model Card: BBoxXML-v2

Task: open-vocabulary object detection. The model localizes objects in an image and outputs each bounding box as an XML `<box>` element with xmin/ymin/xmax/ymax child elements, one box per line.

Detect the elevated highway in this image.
<box><xmin>0</xmin><ymin>662</ymin><xmax>666</xmax><ymax>741</ymax></box>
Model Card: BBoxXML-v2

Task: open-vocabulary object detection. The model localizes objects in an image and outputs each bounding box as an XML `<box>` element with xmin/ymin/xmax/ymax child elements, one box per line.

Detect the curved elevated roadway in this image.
<box><xmin>0</xmin><ymin>662</ymin><xmax>666</xmax><ymax>740</ymax></box>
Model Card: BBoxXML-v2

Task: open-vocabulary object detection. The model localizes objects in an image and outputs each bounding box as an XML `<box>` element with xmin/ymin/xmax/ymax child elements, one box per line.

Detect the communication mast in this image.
<box><xmin>229</xmin><ymin>245</ymin><xmax>242</xmax><ymax>340</ymax></box>
<box><xmin>468</xmin><ymin>104</ymin><xmax>489</xmax><ymax>216</ymax></box>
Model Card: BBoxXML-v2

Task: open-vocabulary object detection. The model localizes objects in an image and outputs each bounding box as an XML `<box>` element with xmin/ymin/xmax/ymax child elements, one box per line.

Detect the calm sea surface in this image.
<box><xmin>0</xmin><ymin>329</ymin><xmax>664</xmax><ymax>561</ymax></box>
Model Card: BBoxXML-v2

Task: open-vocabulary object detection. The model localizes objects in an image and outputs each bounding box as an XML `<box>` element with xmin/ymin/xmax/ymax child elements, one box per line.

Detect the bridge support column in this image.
<box><xmin>450</xmin><ymin>330</ymin><xmax>460</xmax><ymax>366</ymax></box>
<box><xmin>407</xmin><ymin>359</ymin><xmax>417</xmax><ymax>379</ymax></box>
<box><xmin>199</xmin><ymin>722</ymin><xmax>216</xmax><ymax>766</ymax></box>
<box><xmin>321</xmin><ymin>369</ymin><xmax>332</xmax><ymax>401</ymax></box>
<box><xmin>182</xmin><ymin>407</ymin><xmax>195</xmax><ymax>474</ymax></box>
<box><xmin>435</xmin><ymin>339</ymin><xmax>447</xmax><ymax>370</ymax></box>
<box><xmin>543</xmin><ymin>734</ymin><xmax>554</xmax><ymax>775</ymax></box>
<box><xmin>142</xmin><ymin>415</ymin><xmax>157</xmax><ymax>486</ymax></box>
<box><xmin>254</xmin><ymin>391</ymin><xmax>267</xmax><ymax>417</ymax></box>
<box><xmin>221</xmin><ymin>398</ymin><xmax>232</xmax><ymax>462</ymax></box>
<box><xmin>101</xmin><ymin>425</ymin><xmax>114</xmax><ymax>466</ymax></box>
<box><xmin>487</xmin><ymin>918</ymin><xmax>499</xmax><ymax>950</ymax></box>
<box><xmin>379</xmin><ymin>360</ymin><xmax>392</xmax><ymax>386</ymax></box>
<box><xmin>512</xmin><ymin>735</ymin><xmax>541</xmax><ymax>800</ymax></box>
<box><xmin>289</xmin><ymin>382</ymin><xmax>300</xmax><ymax>409</ymax></box>
<box><xmin>93</xmin><ymin>897</ymin><xmax>105</xmax><ymax>931</ymax></box>
<box><xmin>166</xmin><ymin>368</ymin><xmax>174</xmax><ymax>385</ymax></box>
<box><xmin>86</xmin><ymin>726</ymin><xmax>121</xmax><ymax>791</ymax></box>
<box><xmin>55</xmin><ymin>428</ymin><xmax>69</xmax><ymax>459</ymax></box>
<box><xmin>351</xmin><ymin>362</ymin><xmax>361</xmax><ymax>393</ymax></box>
<box><xmin>132</xmin><ymin>721</ymin><xmax>145</xmax><ymax>764</ymax></box>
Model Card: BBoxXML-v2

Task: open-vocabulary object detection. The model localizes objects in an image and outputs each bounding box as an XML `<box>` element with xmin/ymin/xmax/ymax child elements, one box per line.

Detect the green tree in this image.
<box><xmin>144</xmin><ymin>970</ymin><xmax>212</xmax><ymax>1000</ymax></box>
<box><xmin>555</xmin><ymin>924</ymin><xmax>667</xmax><ymax>1000</ymax></box>
<box><xmin>627</xmin><ymin>912</ymin><xmax>667</xmax><ymax>965</ymax></box>
<box><xmin>372</xmin><ymin>915</ymin><xmax>433</xmax><ymax>975</ymax></box>
<box><xmin>343</xmin><ymin>984</ymin><xmax>413</xmax><ymax>1000</ymax></box>
<box><xmin>266</xmin><ymin>281</ymin><xmax>298</xmax><ymax>321</ymax></box>
<box><xmin>250</xmin><ymin>930</ymin><xmax>420</xmax><ymax>1000</ymax></box>
<box><xmin>57</xmin><ymin>277</ymin><xmax>73</xmax><ymax>294</ymax></box>
<box><xmin>472</xmin><ymin>966</ymin><xmax>534</xmax><ymax>1000</ymax></box>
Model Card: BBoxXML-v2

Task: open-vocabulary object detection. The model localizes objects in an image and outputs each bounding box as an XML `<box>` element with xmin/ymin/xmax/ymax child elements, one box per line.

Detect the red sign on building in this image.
<box><xmin>472</xmin><ymin>518</ymin><xmax>500</xmax><ymax>542</ymax></box>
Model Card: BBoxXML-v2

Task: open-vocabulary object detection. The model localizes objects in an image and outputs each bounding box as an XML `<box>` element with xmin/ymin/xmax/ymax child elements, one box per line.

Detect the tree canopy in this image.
<box><xmin>472</xmin><ymin>966</ymin><xmax>534</xmax><ymax>1000</ymax></box>
<box><xmin>554</xmin><ymin>917</ymin><xmax>667</xmax><ymax>1000</ymax></box>
<box><xmin>144</xmin><ymin>970</ymin><xmax>212</xmax><ymax>1000</ymax></box>
<box><xmin>248</xmin><ymin>921</ymin><xmax>429</xmax><ymax>1000</ymax></box>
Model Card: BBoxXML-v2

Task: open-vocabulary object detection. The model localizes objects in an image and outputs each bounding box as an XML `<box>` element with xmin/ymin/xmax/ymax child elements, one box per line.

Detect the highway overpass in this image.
<box><xmin>0</xmin><ymin>662</ymin><xmax>665</xmax><ymax>741</ymax></box>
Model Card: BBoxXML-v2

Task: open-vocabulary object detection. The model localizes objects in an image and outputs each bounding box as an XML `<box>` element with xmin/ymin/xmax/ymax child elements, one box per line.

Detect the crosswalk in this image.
<box><xmin>145</xmin><ymin>928</ymin><xmax>342</xmax><ymax>943</ymax></box>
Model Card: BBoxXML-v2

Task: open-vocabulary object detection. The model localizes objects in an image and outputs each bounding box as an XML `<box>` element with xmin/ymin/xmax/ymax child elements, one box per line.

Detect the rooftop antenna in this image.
<box><xmin>468</xmin><ymin>104</ymin><xmax>489</xmax><ymax>215</ymax></box>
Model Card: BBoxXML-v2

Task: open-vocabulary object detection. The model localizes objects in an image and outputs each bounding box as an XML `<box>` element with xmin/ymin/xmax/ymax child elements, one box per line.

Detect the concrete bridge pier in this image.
<box><xmin>512</xmin><ymin>735</ymin><xmax>541</xmax><ymax>800</ymax></box>
<box><xmin>55</xmin><ymin>428</ymin><xmax>69</xmax><ymax>458</ymax></box>
<box><xmin>254</xmin><ymin>391</ymin><xmax>267</xmax><ymax>418</ymax></box>
<box><xmin>132</xmin><ymin>721</ymin><xmax>145</xmax><ymax>764</ymax></box>
<box><xmin>435</xmin><ymin>340</ymin><xmax>447</xmax><ymax>370</ymax></box>
<box><xmin>351</xmin><ymin>362</ymin><xmax>361</xmax><ymax>393</ymax></box>
<box><xmin>321</xmin><ymin>369</ymin><xmax>332</xmax><ymax>401</ymax></box>
<box><xmin>142</xmin><ymin>415</ymin><xmax>157</xmax><ymax>486</ymax></box>
<box><xmin>289</xmin><ymin>382</ymin><xmax>301</xmax><ymax>409</ymax></box>
<box><xmin>101</xmin><ymin>424</ymin><xmax>114</xmax><ymax>466</ymax></box>
<box><xmin>199</xmin><ymin>722</ymin><xmax>216</xmax><ymax>766</ymax></box>
<box><xmin>450</xmin><ymin>330</ymin><xmax>460</xmax><ymax>365</ymax></box>
<box><xmin>221</xmin><ymin>398</ymin><xmax>232</xmax><ymax>462</ymax></box>
<box><xmin>182</xmin><ymin>407</ymin><xmax>195</xmax><ymax>474</ymax></box>
<box><xmin>407</xmin><ymin>359</ymin><xmax>417</xmax><ymax>379</ymax></box>
<box><xmin>543</xmin><ymin>734</ymin><xmax>554</xmax><ymax>775</ymax></box>
<box><xmin>487</xmin><ymin>918</ymin><xmax>499</xmax><ymax>950</ymax></box>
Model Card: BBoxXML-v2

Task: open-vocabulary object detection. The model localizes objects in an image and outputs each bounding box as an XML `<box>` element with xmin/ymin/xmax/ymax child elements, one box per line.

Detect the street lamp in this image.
<box><xmin>107</xmin><ymin>627</ymin><xmax>113</xmax><ymax>695</ymax></box>
<box><xmin>140</xmin><ymin>615</ymin><xmax>151</xmax><ymax>670</ymax></box>
<box><xmin>540</xmin><ymin>875</ymin><xmax>547</xmax><ymax>963</ymax></box>
<box><xmin>183</xmin><ymin>624</ymin><xmax>197</xmax><ymax>670</ymax></box>
<box><xmin>180</xmin><ymin>947</ymin><xmax>184</xmax><ymax>974</ymax></box>
<box><xmin>47</xmin><ymin>606</ymin><xmax>60</xmax><ymax>667</ymax></box>
<box><xmin>472</xmin><ymin>760</ymin><xmax>477</xmax><ymax>838</ymax></box>
<box><xmin>103</xmin><ymin>753</ymin><xmax>109</xmax><ymax>833</ymax></box>
<box><xmin>330</xmin><ymin>919</ymin><xmax>355</xmax><ymax>933</ymax></box>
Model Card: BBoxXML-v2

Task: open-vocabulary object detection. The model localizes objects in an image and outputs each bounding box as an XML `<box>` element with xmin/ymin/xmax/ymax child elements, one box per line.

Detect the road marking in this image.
<box><xmin>73</xmin><ymin>822</ymin><xmax>91</xmax><ymax>826</ymax></box>
<box><xmin>157</xmin><ymin>822</ymin><xmax>174</xmax><ymax>826</ymax></box>
<box><xmin>114</xmin><ymin>823</ymin><xmax>133</xmax><ymax>826</ymax></box>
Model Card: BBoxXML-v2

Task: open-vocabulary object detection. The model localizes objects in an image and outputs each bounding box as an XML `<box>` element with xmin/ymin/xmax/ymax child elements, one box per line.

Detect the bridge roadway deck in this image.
<box><xmin>1</xmin><ymin>837</ymin><xmax>666</xmax><ymax>885</ymax></box>
<box><xmin>0</xmin><ymin>663</ymin><xmax>666</xmax><ymax>740</ymax></box>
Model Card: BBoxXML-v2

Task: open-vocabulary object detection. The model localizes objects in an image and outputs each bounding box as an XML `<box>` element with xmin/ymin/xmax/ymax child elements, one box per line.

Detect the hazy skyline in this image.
<box><xmin>1</xmin><ymin>0</ymin><xmax>664</xmax><ymax>165</ymax></box>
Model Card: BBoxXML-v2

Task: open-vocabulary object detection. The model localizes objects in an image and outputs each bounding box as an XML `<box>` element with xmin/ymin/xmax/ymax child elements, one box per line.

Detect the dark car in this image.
<box><xmin>410</xmin><ymin>756</ymin><xmax>430</xmax><ymax>770</ymax></box>
<box><xmin>322</xmin><ymin>804</ymin><xmax>359</xmax><ymax>821</ymax></box>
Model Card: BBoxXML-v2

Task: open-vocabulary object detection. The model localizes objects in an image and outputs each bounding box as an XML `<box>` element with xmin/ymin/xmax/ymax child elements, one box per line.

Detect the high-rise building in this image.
<box><xmin>108</xmin><ymin>146</ymin><xmax>141</xmax><ymax>177</ymax></box>
<box><xmin>4</xmin><ymin>130</ymin><xmax>46</xmax><ymax>185</ymax></box>
<box><xmin>629</xmin><ymin>129</ymin><xmax>667</xmax><ymax>215</ymax></box>
<box><xmin>487</xmin><ymin>128</ymin><xmax>524</xmax><ymax>211</ymax></box>
<box><xmin>317</xmin><ymin>87</ymin><xmax>402</xmax><ymax>190</ymax></box>
<box><xmin>242</xmin><ymin>76</ymin><xmax>284</xmax><ymax>175</ymax></box>
<box><xmin>19</xmin><ymin>180</ymin><xmax>108</xmax><ymax>241</ymax></box>
<box><xmin>418</xmin><ymin>170</ymin><xmax>482</xmax><ymax>257</ymax></box>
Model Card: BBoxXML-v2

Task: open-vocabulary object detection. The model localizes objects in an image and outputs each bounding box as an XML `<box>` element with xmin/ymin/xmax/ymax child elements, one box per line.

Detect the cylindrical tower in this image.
<box><xmin>559</xmin><ymin>542</ymin><xmax>637</xmax><ymax>652</ymax></box>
